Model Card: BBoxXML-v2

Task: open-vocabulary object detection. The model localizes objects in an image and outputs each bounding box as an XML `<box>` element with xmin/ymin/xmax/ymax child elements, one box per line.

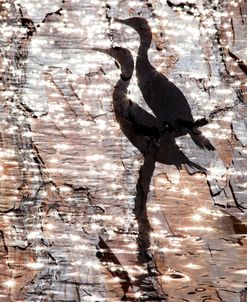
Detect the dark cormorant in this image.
<box><xmin>115</xmin><ymin>17</ymin><xmax>215</xmax><ymax>151</ymax></box>
<box><xmin>92</xmin><ymin>46</ymin><xmax>207</xmax><ymax>172</ymax></box>
<box><xmin>93</xmin><ymin>46</ymin><xmax>207</xmax><ymax>264</ymax></box>
<box><xmin>92</xmin><ymin>46</ymin><xmax>160</xmax><ymax>154</ymax></box>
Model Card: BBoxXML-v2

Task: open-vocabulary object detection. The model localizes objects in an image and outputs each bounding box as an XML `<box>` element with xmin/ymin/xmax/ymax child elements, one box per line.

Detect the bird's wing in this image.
<box><xmin>127</xmin><ymin>100</ymin><xmax>161</xmax><ymax>137</ymax></box>
<box><xmin>115</xmin><ymin>111</ymin><xmax>152</xmax><ymax>154</ymax></box>
<box><xmin>155</xmin><ymin>135</ymin><xmax>183</xmax><ymax>167</ymax></box>
<box><xmin>149</xmin><ymin>74</ymin><xmax>194</xmax><ymax>124</ymax></box>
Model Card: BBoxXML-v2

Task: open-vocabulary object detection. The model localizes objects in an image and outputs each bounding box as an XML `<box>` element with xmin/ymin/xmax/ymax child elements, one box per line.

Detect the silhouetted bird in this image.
<box><xmin>92</xmin><ymin>46</ymin><xmax>160</xmax><ymax>153</ymax></box>
<box><xmin>92</xmin><ymin>46</ymin><xmax>206</xmax><ymax>173</ymax></box>
<box><xmin>115</xmin><ymin>17</ymin><xmax>215</xmax><ymax>151</ymax></box>
<box><xmin>93</xmin><ymin>46</ymin><xmax>206</xmax><ymax>265</ymax></box>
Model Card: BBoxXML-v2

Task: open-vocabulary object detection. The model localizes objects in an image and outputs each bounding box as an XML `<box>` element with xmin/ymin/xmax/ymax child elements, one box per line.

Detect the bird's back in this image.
<box><xmin>137</xmin><ymin>68</ymin><xmax>194</xmax><ymax>124</ymax></box>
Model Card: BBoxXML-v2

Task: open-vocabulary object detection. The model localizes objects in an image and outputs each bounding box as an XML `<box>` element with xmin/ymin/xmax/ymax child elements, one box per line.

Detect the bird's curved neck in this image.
<box><xmin>120</xmin><ymin>73</ymin><xmax>132</xmax><ymax>81</ymax></box>
<box><xmin>112</xmin><ymin>76</ymin><xmax>131</xmax><ymax>119</ymax></box>
<box><xmin>138</xmin><ymin>31</ymin><xmax>152</xmax><ymax>57</ymax></box>
<box><xmin>136</xmin><ymin>31</ymin><xmax>154</xmax><ymax>76</ymax></box>
<box><xmin>114</xmin><ymin>58</ymin><xmax>133</xmax><ymax>99</ymax></box>
<box><xmin>113</xmin><ymin>77</ymin><xmax>130</xmax><ymax>101</ymax></box>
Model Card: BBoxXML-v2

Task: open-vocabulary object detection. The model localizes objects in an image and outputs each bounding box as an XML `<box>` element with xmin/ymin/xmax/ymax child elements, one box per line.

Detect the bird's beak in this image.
<box><xmin>114</xmin><ymin>17</ymin><xmax>126</xmax><ymax>24</ymax></box>
<box><xmin>91</xmin><ymin>47</ymin><xmax>121</xmax><ymax>62</ymax></box>
<box><xmin>90</xmin><ymin>47</ymin><xmax>111</xmax><ymax>56</ymax></box>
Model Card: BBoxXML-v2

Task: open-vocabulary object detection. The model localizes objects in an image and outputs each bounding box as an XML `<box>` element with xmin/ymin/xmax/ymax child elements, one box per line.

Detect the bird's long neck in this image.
<box><xmin>113</xmin><ymin>69</ymin><xmax>132</xmax><ymax>117</ymax></box>
<box><xmin>113</xmin><ymin>77</ymin><xmax>130</xmax><ymax>100</ymax></box>
<box><xmin>136</xmin><ymin>31</ymin><xmax>153</xmax><ymax>73</ymax></box>
<box><xmin>114</xmin><ymin>59</ymin><xmax>133</xmax><ymax>95</ymax></box>
<box><xmin>138</xmin><ymin>31</ymin><xmax>152</xmax><ymax>56</ymax></box>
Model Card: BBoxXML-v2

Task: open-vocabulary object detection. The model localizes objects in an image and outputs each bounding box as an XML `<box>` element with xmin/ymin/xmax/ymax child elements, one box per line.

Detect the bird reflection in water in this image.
<box><xmin>92</xmin><ymin>45</ymin><xmax>212</xmax><ymax>264</ymax></box>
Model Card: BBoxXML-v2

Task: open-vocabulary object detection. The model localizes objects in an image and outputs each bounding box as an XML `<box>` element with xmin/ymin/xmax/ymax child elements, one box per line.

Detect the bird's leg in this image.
<box><xmin>134</xmin><ymin>143</ymin><xmax>156</xmax><ymax>263</ymax></box>
<box><xmin>134</xmin><ymin>155</ymin><xmax>155</xmax><ymax>217</ymax></box>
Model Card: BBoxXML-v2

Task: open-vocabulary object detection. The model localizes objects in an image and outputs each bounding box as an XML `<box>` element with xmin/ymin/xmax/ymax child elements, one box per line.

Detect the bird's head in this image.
<box><xmin>92</xmin><ymin>46</ymin><xmax>134</xmax><ymax>79</ymax></box>
<box><xmin>109</xmin><ymin>46</ymin><xmax>134</xmax><ymax>80</ymax></box>
<box><xmin>115</xmin><ymin>17</ymin><xmax>151</xmax><ymax>35</ymax></box>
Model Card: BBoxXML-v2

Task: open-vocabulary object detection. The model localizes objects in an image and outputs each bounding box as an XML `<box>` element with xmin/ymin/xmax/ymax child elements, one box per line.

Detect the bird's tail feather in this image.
<box><xmin>175</xmin><ymin>119</ymin><xmax>215</xmax><ymax>150</ymax></box>
<box><xmin>194</xmin><ymin>118</ymin><xmax>208</xmax><ymax>127</ymax></box>
<box><xmin>184</xmin><ymin>161</ymin><xmax>207</xmax><ymax>175</ymax></box>
<box><xmin>190</xmin><ymin>132</ymin><xmax>215</xmax><ymax>151</ymax></box>
<box><xmin>176</xmin><ymin>118</ymin><xmax>208</xmax><ymax>129</ymax></box>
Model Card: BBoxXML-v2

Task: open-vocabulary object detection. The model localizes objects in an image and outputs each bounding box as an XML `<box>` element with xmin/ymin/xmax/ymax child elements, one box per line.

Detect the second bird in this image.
<box><xmin>115</xmin><ymin>17</ymin><xmax>215</xmax><ymax>151</ymax></box>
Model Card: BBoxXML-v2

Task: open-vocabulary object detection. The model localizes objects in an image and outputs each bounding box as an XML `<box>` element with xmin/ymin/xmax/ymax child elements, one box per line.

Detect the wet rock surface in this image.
<box><xmin>0</xmin><ymin>0</ymin><xmax>247</xmax><ymax>301</ymax></box>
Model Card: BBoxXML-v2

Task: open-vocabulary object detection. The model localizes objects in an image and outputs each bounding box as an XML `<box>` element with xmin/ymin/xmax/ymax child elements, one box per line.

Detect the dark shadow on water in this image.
<box><xmin>96</xmin><ymin>236</ymin><xmax>133</xmax><ymax>295</ymax></box>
